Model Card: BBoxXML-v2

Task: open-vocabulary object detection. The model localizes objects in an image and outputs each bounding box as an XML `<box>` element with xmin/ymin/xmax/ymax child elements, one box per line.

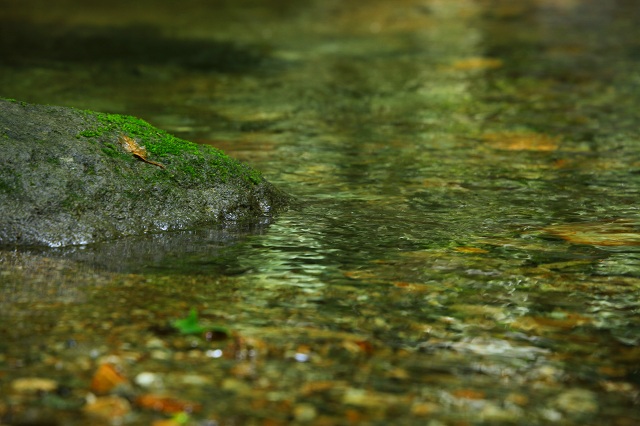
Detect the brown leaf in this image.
<box><xmin>453</xmin><ymin>389</ymin><xmax>486</xmax><ymax>400</ymax></box>
<box><xmin>119</xmin><ymin>134</ymin><xmax>165</xmax><ymax>169</ymax></box>
<box><xmin>90</xmin><ymin>363</ymin><xmax>128</xmax><ymax>395</ymax></box>
<box><xmin>135</xmin><ymin>394</ymin><xmax>202</xmax><ymax>414</ymax></box>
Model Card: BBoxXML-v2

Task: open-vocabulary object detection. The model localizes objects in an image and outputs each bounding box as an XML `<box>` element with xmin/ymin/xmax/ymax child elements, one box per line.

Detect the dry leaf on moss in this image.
<box><xmin>119</xmin><ymin>134</ymin><xmax>165</xmax><ymax>169</ymax></box>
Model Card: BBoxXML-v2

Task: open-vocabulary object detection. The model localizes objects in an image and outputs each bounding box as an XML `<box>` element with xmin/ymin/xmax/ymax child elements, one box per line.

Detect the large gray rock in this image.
<box><xmin>0</xmin><ymin>99</ymin><xmax>290</xmax><ymax>247</ymax></box>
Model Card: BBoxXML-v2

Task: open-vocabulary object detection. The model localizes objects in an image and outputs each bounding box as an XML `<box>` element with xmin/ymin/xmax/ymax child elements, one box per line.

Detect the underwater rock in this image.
<box><xmin>0</xmin><ymin>98</ymin><xmax>290</xmax><ymax>247</ymax></box>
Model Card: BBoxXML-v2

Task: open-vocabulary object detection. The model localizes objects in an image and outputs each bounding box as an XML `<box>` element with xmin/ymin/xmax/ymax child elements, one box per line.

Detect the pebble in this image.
<box><xmin>221</xmin><ymin>378</ymin><xmax>252</xmax><ymax>394</ymax></box>
<box><xmin>294</xmin><ymin>403</ymin><xmax>318</xmax><ymax>422</ymax></box>
<box><xmin>135</xmin><ymin>372</ymin><xmax>161</xmax><ymax>388</ymax></box>
<box><xmin>146</xmin><ymin>337</ymin><xmax>167</xmax><ymax>349</ymax></box>
<box><xmin>151</xmin><ymin>349</ymin><xmax>171</xmax><ymax>360</ymax></box>
<box><xmin>554</xmin><ymin>388</ymin><xmax>598</xmax><ymax>414</ymax></box>
<box><xmin>411</xmin><ymin>401</ymin><xmax>440</xmax><ymax>416</ymax></box>
<box><xmin>11</xmin><ymin>377</ymin><xmax>58</xmax><ymax>394</ymax></box>
<box><xmin>83</xmin><ymin>395</ymin><xmax>131</xmax><ymax>420</ymax></box>
<box><xmin>178</xmin><ymin>374</ymin><xmax>211</xmax><ymax>386</ymax></box>
<box><xmin>479</xmin><ymin>402</ymin><xmax>521</xmax><ymax>422</ymax></box>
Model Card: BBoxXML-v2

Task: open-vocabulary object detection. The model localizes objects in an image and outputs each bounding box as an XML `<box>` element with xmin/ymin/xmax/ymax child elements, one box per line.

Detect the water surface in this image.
<box><xmin>1</xmin><ymin>0</ymin><xmax>639</xmax><ymax>424</ymax></box>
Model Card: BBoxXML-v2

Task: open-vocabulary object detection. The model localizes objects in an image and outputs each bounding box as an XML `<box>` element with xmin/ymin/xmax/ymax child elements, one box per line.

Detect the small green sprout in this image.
<box><xmin>172</xmin><ymin>308</ymin><xmax>206</xmax><ymax>335</ymax></box>
<box><xmin>172</xmin><ymin>412</ymin><xmax>190</xmax><ymax>424</ymax></box>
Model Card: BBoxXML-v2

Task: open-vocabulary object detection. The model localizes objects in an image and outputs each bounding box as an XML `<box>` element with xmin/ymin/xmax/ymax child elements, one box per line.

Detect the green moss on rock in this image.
<box><xmin>78</xmin><ymin>109</ymin><xmax>262</xmax><ymax>185</ymax></box>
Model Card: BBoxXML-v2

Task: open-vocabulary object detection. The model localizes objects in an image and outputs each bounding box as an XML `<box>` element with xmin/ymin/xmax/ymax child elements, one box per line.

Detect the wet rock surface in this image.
<box><xmin>0</xmin><ymin>99</ymin><xmax>290</xmax><ymax>247</ymax></box>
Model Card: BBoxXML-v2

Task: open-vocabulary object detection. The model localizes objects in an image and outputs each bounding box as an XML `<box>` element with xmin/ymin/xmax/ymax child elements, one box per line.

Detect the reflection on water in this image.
<box><xmin>1</xmin><ymin>0</ymin><xmax>640</xmax><ymax>424</ymax></box>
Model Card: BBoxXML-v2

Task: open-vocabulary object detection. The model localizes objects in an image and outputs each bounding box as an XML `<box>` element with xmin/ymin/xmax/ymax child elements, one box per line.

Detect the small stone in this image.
<box><xmin>12</xmin><ymin>377</ymin><xmax>58</xmax><ymax>394</ymax></box>
<box><xmin>179</xmin><ymin>374</ymin><xmax>211</xmax><ymax>386</ymax></box>
<box><xmin>554</xmin><ymin>389</ymin><xmax>598</xmax><ymax>414</ymax></box>
<box><xmin>293</xmin><ymin>403</ymin><xmax>317</xmax><ymax>422</ymax></box>
<box><xmin>221</xmin><ymin>378</ymin><xmax>252</xmax><ymax>394</ymax></box>
<box><xmin>83</xmin><ymin>395</ymin><xmax>131</xmax><ymax>420</ymax></box>
<box><xmin>480</xmin><ymin>402</ymin><xmax>521</xmax><ymax>422</ymax></box>
<box><xmin>230</xmin><ymin>362</ymin><xmax>255</xmax><ymax>378</ymax></box>
<box><xmin>411</xmin><ymin>401</ymin><xmax>439</xmax><ymax>416</ymax></box>
<box><xmin>135</xmin><ymin>372</ymin><xmax>161</xmax><ymax>388</ymax></box>
<box><xmin>505</xmin><ymin>392</ymin><xmax>529</xmax><ymax>406</ymax></box>
<box><xmin>146</xmin><ymin>337</ymin><xmax>167</xmax><ymax>349</ymax></box>
<box><xmin>151</xmin><ymin>349</ymin><xmax>171</xmax><ymax>360</ymax></box>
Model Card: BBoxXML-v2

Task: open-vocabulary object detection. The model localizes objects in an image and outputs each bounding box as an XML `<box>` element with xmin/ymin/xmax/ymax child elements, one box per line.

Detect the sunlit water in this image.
<box><xmin>1</xmin><ymin>0</ymin><xmax>639</xmax><ymax>424</ymax></box>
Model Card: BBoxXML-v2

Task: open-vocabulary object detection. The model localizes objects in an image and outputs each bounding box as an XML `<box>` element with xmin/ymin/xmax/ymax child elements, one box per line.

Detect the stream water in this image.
<box><xmin>1</xmin><ymin>0</ymin><xmax>640</xmax><ymax>424</ymax></box>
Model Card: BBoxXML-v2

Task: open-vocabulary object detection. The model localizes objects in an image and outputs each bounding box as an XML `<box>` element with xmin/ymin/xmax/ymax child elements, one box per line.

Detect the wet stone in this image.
<box><xmin>0</xmin><ymin>99</ymin><xmax>290</xmax><ymax>247</ymax></box>
<box><xmin>134</xmin><ymin>372</ymin><xmax>162</xmax><ymax>388</ymax></box>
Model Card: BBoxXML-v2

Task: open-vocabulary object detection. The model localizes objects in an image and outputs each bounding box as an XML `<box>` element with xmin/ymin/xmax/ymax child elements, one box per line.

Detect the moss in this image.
<box><xmin>0</xmin><ymin>97</ymin><xmax>25</xmax><ymax>105</ymax></box>
<box><xmin>182</xmin><ymin>164</ymin><xmax>198</xmax><ymax>179</ymax></box>
<box><xmin>101</xmin><ymin>143</ymin><xmax>127</xmax><ymax>159</ymax></box>
<box><xmin>0</xmin><ymin>176</ymin><xmax>15</xmax><ymax>194</ymax></box>
<box><xmin>78</xmin><ymin>108</ymin><xmax>264</xmax><ymax>186</ymax></box>
<box><xmin>90</xmin><ymin>111</ymin><xmax>202</xmax><ymax>158</ymax></box>
<box><xmin>78</xmin><ymin>129</ymin><xmax>103</xmax><ymax>138</ymax></box>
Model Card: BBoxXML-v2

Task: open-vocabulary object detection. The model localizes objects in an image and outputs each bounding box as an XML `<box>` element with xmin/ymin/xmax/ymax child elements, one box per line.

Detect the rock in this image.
<box><xmin>0</xmin><ymin>98</ymin><xmax>290</xmax><ymax>247</ymax></box>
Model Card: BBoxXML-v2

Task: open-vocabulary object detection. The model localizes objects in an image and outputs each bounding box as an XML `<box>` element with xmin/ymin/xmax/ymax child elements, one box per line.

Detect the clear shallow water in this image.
<box><xmin>1</xmin><ymin>0</ymin><xmax>640</xmax><ymax>424</ymax></box>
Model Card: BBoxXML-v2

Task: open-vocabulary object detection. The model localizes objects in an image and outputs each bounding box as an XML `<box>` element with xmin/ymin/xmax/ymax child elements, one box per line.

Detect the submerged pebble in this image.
<box><xmin>83</xmin><ymin>395</ymin><xmax>131</xmax><ymax>421</ymax></box>
<box><xmin>11</xmin><ymin>378</ymin><xmax>58</xmax><ymax>394</ymax></box>
<box><xmin>554</xmin><ymin>389</ymin><xmax>598</xmax><ymax>415</ymax></box>
<box><xmin>293</xmin><ymin>403</ymin><xmax>318</xmax><ymax>422</ymax></box>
